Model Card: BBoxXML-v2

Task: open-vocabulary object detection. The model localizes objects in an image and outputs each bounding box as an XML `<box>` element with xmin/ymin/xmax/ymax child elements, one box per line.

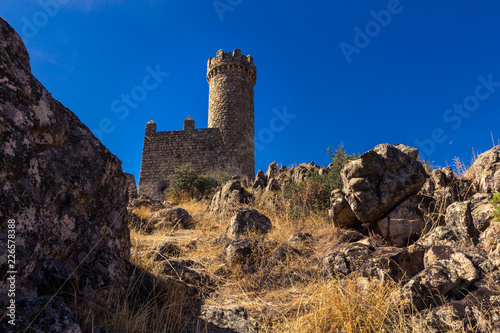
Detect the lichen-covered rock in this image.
<box><xmin>223</xmin><ymin>238</ymin><xmax>257</xmax><ymax>264</ymax></box>
<box><xmin>288</xmin><ymin>232</ymin><xmax>314</xmax><ymax>248</ymax></box>
<box><xmin>480</xmin><ymin>222</ymin><xmax>500</xmax><ymax>258</ymax></box>
<box><xmin>266</xmin><ymin>161</ymin><xmax>280</xmax><ymax>181</ymax></box>
<box><xmin>0</xmin><ymin>17</ymin><xmax>130</xmax><ymax>310</ymax></box>
<box><xmin>425</xmin><ymin>288</ymin><xmax>500</xmax><ymax>332</ymax></box>
<box><xmin>469</xmin><ymin>193</ymin><xmax>495</xmax><ymax>232</ymax></box>
<box><xmin>124</xmin><ymin>172</ymin><xmax>138</xmax><ymax>200</ymax></box>
<box><xmin>376</xmin><ymin>195</ymin><xmax>434</xmax><ymax>247</ymax></box>
<box><xmin>210</xmin><ymin>180</ymin><xmax>253</xmax><ymax>214</ymax></box>
<box><xmin>445</xmin><ymin>201</ymin><xmax>479</xmax><ymax>246</ymax></box>
<box><xmin>0</xmin><ymin>296</ymin><xmax>82</xmax><ymax>333</ymax></box>
<box><xmin>403</xmin><ymin>246</ymin><xmax>479</xmax><ymax>309</ymax></box>
<box><xmin>201</xmin><ymin>305</ymin><xmax>258</xmax><ymax>333</ymax></box>
<box><xmin>323</xmin><ymin>243</ymin><xmax>424</xmax><ymax>282</ymax></box>
<box><xmin>329</xmin><ymin>190</ymin><xmax>360</xmax><ymax>228</ymax></box>
<box><xmin>226</xmin><ymin>208</ymin><xmax>272</xmax><ymax>238</ymax></box>
<box><xmin>151</xmin><ymin>207</ymin><xmax>192</xmax><ymax>229</ymax></box>
<box><xmin>252</xmin><ymin>170</ymin><xmax>267</xmax><ymax>190</ymax></box>
<box><xmin>465</xmin><ymin>145</ymin><xmax>500</xmax><ymax>193</ymax></box>
<box><xmin>341</xmin><ymin>144</ymin><xmax>428</xmax><ymax>224</ymax></box>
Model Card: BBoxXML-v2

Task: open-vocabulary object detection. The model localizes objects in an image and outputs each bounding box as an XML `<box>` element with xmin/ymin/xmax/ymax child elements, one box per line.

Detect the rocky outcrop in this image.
<box><xmin>376</xmin><ymin>195</ymin><xmax>434</xmax><ymax>247</ymax></box>
<box><xmin>210</xmin><ymin>180</ymin><xmax>253</xmax><ymax>214</ymax></box>
<box><xmin>341</xmin><ymin>144</ymin><xmax>428</xmax><ymax>224</ymax></box>
<box><xmin>465</xmin><ymin>145</ymin><xmax>500</xmax><ymax>193</ymax></box>
<box><xmin>329</xmin><ymin>189</ymin><xmax>360</xmax><ymax>228</ymax></box>
<box><xmin>124</xmin><ymin>173</ymin><xmax>138</xmax><ymax>200</ymax></box>
<box><xmin>0</xmin><ymin>17</ymin><xmax>140</xmax><ymax>329</ymax></box>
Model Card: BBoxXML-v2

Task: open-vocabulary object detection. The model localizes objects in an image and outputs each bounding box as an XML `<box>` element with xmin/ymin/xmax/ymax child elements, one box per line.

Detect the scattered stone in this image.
<box><xmin>226</xmin><ymin>208</ymin><xmax>272</xmax><ymax>238</ymax></box>
<box><xmin>151</xmin><ymin>207</ymin><xmax>192</xmax><ymax>229</ymax></box>
<box><xmin>252</xmin><ymin>170</ymin><xmax>267</xmax><ymax>190</ymax></box>
<box><xmin>288</xmin><ymin>232</ymin><xmax>314</xmax><ymax>247</ymax></box>
<box><xmin>156</xmin><ymin>242</ymin><xmax>182</xmax><ymax>259</ymax></box>
<box><xmin>201</xmin><ymin>305</ymin><xmax>258</xmax><ymax>333</ymax></box>
<box><xmin>224</xmin><ymin>238</ymin><xmax>257</xmax><ymax>264</ymax></box>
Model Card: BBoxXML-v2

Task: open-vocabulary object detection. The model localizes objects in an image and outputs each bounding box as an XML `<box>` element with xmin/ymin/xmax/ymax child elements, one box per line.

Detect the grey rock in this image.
<box><xmin>445</xmin><ymin>201</ymin><xmax>479</xmax><ymax>245</ymax></box>
<box><xmin>403</xmin><ymin>246</ymin><xmax>479</xmax><ymax>309</ymax></box>
<box><xmin>224</xmin><ymin>238</ymin><xmax>257</xmax><ymax>264</ymax></box>
<box><xmin>252</xmin><ymin>170</ymin><xmax>267</xmax><ymax>190</ymax></box>
<box><xmin>226</xmin><ymin>208</ymin><xmax>272</xmax><ymax>238</ymax></box>
<box><xmin>0</xmin><ymin>17</ymin><xmax>130</xmax><ymax>311</ymax></box>
<box><xmin>202</xmin><ymin>305</ymin><xmax>257</xmax><ymax>333</ymax></box>
<box><xmin>329</xmin><ymin>190</ymin><xmax>360</xmax><ymax>228</ymax></box>
<box><xmin>151</xmin><ymin>207</ymin><xmax>192</xmax><ymax>229</ymax></box>
<box><xmin>210</xmin><ymin>180</ymin><xmax>253</xmax><ymax>215</ymax></box>
<box><xmin>465</xmin><ymin>145</ymin><xmax>500</xmax><ymax>193</ymax></box>
<box><xmin>341</xmin><ymin>144</ymin><xmax>428</xmax><ymax>224</ymax></box>
<box><xmin>0</xmin><ymin>296</ymin><xmax>82</xmax><ymax>333</ymax></box>
<box><xmin>376</xmin><ymin>195</ymin><xmax>435</xmax><ymax>247</ymax></box>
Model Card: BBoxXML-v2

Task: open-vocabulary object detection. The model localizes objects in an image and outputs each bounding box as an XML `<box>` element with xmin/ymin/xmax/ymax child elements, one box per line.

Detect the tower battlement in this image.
<box><xmin>207</xmin><ymin>48</ymin><xmax>256</xmax><ymax>85</ymax></box>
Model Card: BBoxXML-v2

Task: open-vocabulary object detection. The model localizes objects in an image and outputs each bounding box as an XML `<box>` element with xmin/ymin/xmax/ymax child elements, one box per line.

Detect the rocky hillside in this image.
<box><xmin>127</xmin><ymin>144</ymin><xmax>500</xmax><ymax>332</ymax></box>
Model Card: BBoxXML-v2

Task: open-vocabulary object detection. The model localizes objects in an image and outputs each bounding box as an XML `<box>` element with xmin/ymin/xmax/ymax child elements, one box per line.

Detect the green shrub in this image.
<box><xmin>166</xmin><ymin>164</ymin><xmax>231</xmax><ymax>200</ymax></box>
<box><xmin>490</xmin><ymin>192</ymin><xmax>500</xmax><ymax>222</ymax></box>
<box><xmin>326</xmin><ymin>142</ymin><xmax>358</xmax><ymax>191</ymax></box>
<box><xmin>282</xmin><ymin>143</ymin><xmax>357</xmax><ymax>219</ymax></box>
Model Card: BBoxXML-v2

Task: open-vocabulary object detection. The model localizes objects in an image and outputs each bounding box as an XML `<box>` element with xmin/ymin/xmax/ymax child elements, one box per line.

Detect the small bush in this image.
<box><xmin>490</xmin><ymin>192</ymin><xmax>500</xmax><ymax>222</ymax></box>
<box><xmin>166</xmin><ymin>164</ymin><xmax>231</xmax><ymax>200</ymax></box>
<box><xmin>326</xmin><ymin>142</ymin><xmax>358</xmax><ymax>190</ymax></box>
<box><xmin>281</xmin><ymin>143</ymin><xmax>357</xmax><ymax>220</ymax></box>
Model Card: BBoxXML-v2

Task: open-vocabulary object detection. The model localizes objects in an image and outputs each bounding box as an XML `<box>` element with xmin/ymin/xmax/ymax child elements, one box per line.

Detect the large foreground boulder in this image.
<box><xmin>0</xmin><ymin>16</ymin><xmax>131</xmax><ymax>322</ymax></box>
<box><xmin>341</xmin><ymin>144</ymin><xmax>428</xmax><ymax>223</ymax></box>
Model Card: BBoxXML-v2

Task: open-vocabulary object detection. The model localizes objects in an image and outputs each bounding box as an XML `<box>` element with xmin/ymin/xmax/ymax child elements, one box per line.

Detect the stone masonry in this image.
<box><xmin>139</xmin><ymin>49</ymin><xmax>256</xmax><ymax>200</ymax></box>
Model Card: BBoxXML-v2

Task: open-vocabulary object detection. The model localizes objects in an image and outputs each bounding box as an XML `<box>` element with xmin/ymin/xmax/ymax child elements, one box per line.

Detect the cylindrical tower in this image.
<box><xmin>207</xmin><ymin>48</ymin><xmax>256</xmax><ymax>180</ymax></box>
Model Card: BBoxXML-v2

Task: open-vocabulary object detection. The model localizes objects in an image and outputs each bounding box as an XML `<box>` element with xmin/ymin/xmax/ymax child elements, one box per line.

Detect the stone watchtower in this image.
<box><xmin>138</xmin><ymin>49</ymin><xmax>256</xmax><ymax>200</ymax></box>
<box><xmin>207</xmin><ymin>49</ymin><xmax>256</xmax><ymax>179</ymax></box>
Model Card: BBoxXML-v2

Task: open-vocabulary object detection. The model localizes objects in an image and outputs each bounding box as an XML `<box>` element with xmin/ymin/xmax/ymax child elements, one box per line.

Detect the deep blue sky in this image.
<box><xmin>1</xmin><ymin>1</ymin><xmax>500</xmax><ymax>183</ymax></box>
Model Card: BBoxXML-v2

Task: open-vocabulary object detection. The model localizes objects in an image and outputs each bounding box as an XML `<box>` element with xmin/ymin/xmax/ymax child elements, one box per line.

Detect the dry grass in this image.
<box><xmin>77</xmin><ymin>263</ymin><xmax>196</xmax><ymax>333</ymax></box>
<box><xmin>260</xmin><ymin>275</ymin><xmax>417</xmax><ymax>333</ymax></box>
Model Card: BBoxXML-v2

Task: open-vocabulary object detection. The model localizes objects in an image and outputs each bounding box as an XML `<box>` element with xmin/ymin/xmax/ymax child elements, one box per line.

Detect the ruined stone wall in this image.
<box><xmin>207</xmin><ymin>49</ymin><xmax>256</xmax><ymax>180</ymax></box>
<box><xmin>138</xmin><ymin>120</ymin><xmax>227</xmax><ymax>200</ymax></box>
